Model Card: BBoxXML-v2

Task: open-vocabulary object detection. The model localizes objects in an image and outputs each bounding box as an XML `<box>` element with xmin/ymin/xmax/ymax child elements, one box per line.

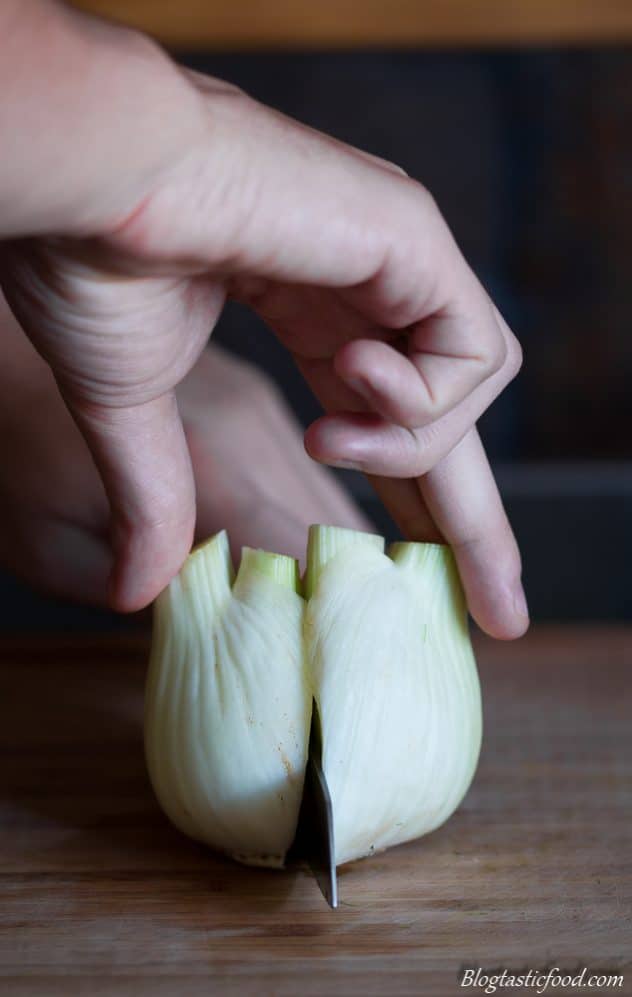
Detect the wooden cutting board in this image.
<box><xmin>0</xmin><ymin>627</ymin><xmax>630</xmax><ymax>995</ymax></box>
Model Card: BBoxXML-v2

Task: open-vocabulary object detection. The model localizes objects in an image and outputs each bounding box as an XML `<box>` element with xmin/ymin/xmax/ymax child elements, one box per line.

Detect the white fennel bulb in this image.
<box><xmin>145</xmin><ymin>525</ymin><xmax>482</xmax><ymax>871</ymax></box>
<box><xmin>304</xmin><ymin>526</ymin><xmax>482</xmax><ymax>866</ymax></box>
<box><xmin>144</xmin><ymin>531</ymin><xmax>310</xmax><ymax>868</ymax></box>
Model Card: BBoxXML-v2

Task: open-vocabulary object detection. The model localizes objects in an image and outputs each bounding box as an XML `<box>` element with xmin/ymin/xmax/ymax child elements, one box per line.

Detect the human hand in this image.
<box><xmin>0</xmin><ymin>298</ymin><xmax>370</xmax><ymax>604</ymax></box>
<box><xmin>0</xmin><ymin>6</ymin><xmax>526</xmax><ymax>635</ymax></box>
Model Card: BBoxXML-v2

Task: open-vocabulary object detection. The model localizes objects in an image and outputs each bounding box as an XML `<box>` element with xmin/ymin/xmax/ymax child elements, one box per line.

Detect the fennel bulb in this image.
<box><xmin>145</xmin><ymin>525</ymin><xmax>482</xmax><ymax>869</ymax></box>
<box><xmin>145</xmin><ymin>531</ymin><xmax>310</xmax><ymax>867</ymax></box>
<box><xmin>304</xmin><ymin>526</ymin><xmax>482</xmax><ymax>866</ymax></box>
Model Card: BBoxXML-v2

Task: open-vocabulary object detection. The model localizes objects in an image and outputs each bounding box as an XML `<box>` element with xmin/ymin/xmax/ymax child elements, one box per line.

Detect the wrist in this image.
<box><xmin>0</xmin><ymin>1</ymin><xmax>205</xmax><ymax>237</ymax></box>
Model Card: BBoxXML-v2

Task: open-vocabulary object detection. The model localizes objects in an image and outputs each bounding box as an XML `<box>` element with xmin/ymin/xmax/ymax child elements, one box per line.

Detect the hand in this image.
<box><xmin>0</xmin><ymin>6</ymin><xmax>526</xmax><ymax>636</ymax></box>
<box><xmin>0</xmin><ymin>298</ymin><xmax>370</xmax><ymax>604</ymax></box>
<box><xmin>178</xmin><ymin>347</ymin><xmax>373</xmax><ymax>565</ymax></box>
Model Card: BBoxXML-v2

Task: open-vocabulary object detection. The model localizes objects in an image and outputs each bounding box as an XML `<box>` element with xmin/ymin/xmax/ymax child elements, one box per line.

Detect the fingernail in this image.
<box><xmin>513</xmin><ymin>583</ymin><xmax>529</xmax><ymax>619</ymax></box>
<box><xmin>327</xmin><ymin>457</ymin><xmax>362</xmax><ymax>471</ymax></box>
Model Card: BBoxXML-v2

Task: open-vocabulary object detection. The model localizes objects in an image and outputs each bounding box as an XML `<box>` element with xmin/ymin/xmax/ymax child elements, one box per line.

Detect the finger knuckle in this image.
<box><xmin>413</xmin><ymin>182</ymin><xmax>439</xmax><ymax>218</ymax></box>
<box><xmin>504</xmin><ymin>333</ymin><xmax>523</xmax><ymax>380</ymax></box>
<box><xmin>395</xmin><ymin>423</ymin><xmax>437</xmax><ymax>476</ymax></box>
<box><xmin>382</xmin><ymin>158</ymin><xmax>409</xmax><ymax>178</ymax></box>
<box><xmin>481</xmin><ymin>331</ymin><xmax>508</xmax><ymax>378</ymax></box>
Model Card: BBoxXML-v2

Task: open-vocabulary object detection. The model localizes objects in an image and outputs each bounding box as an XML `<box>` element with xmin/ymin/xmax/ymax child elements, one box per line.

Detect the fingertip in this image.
<box><xmin>333</xmin><ymin>341</ymin><xmax>386</xmax><ymax>415</ymax></box>
<box><xmin>303</xmin><ymin>416</ymin><xmax>330</xmax><ymax>464</ymax></box>
<box><xmin>451</xmin><ymin>524</ymin><xmax>529</xmax><ymax>642</ymax></box>
<box><xmin>333</xmin><ymin>338</ymin><xmax>371</xmax><ymax>383</ymax></box>
<box><xmin>107</xmin><ymin>511</ymin><xmax>195</xmax><ymax>613</ymax></box>
<box><xmin>465</xmin><ymin>575</ymin><xmax>530</xmax><ymax>642</ymax></box>
<box><xmin>305</xmin><ymin>411</ymin><xmax>400</xmax><ymax>471</ymax></box>
<box><xmin>304</xmin><ymin>415</ymin><xmax>358</xmax><ymax>468</ymax></box>
<box><xmin>475</xmin><ymin>607</ymin><xmax>530</xmax><ymax>642</ymax></box>
<box><xmin>107</xmin><ymin>579</ymin><xmax>145</xmax><ymax>615</ymax></box>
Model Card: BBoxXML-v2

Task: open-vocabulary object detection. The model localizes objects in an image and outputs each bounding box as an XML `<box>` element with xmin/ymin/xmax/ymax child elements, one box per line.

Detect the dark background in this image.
<box><xmin>2</xmin><ymin>47</ymin><xmax>630</xmax><ymax>628</ymax></box>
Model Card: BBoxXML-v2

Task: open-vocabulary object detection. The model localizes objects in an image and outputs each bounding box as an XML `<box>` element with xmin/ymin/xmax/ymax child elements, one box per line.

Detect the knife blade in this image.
<box><xmin>291</xmin><ymin>698</ymin><xmax>338</xmax><ymax>908</ymax></box>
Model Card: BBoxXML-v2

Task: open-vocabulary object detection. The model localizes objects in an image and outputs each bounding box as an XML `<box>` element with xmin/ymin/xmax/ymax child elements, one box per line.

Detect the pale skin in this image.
<box><xmin>0</xmin><ymin>0</ymin><xmax>528</xmax><ymax>638</ymax></box>
<box><xmin>0</xmin><ymin>292</ymin><xmax>370</xmax><ymax>602</ymax></box>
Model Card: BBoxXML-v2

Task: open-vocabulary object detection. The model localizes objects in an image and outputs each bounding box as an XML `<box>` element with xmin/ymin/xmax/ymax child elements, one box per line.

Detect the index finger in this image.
<box><xmin>418</xmin><ymin>429</ymin><xmax>528</xmax><ymax>639</ymax></box>
<box><xmin>371</xmin><ymin>430</ymin><xmax>528</xmax><ymax>640</ymax></box>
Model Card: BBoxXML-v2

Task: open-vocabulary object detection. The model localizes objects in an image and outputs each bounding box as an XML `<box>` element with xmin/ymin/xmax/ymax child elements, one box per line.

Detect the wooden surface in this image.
<box><xmin>0</xmin><ymin>626</ymin><xmax>630</xmax><ymax>995</ymax></box>
<box><xmin>72</xmin><ymin>1</ymin><xmax>632</xmax><ymax>49</ymax></box>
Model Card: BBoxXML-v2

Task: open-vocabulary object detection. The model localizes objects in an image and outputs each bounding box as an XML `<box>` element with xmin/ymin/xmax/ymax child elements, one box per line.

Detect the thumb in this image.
<box><xmin>66</xmin><ymin>389</ymin><xmax>195</xmax><ymax>612</ymax></box>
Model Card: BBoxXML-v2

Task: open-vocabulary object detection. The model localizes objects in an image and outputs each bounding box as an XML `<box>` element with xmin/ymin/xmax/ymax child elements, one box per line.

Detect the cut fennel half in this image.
<box><xmin>304</xmin><ymin>525</ymin><xmax>482</xmax><ymax>866</ymax></box>
<box><xmin>145</xmin><ymin>532</ymin><xmax>310</xmax><ymax>868</ymax></box>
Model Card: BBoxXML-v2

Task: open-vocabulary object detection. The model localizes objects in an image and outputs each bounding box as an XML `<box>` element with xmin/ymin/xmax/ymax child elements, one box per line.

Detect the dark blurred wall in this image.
<box><xmin>493</xmin><ymin>50</ymin><xmax>632</xmax><ymax>459</ymax></box>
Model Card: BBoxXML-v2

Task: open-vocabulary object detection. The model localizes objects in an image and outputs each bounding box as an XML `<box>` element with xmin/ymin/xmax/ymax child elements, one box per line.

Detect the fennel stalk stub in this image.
<box><xmin>145</xmin><ymin>525</ymin><xmax>482</xmax><ymax>870</ymax></box>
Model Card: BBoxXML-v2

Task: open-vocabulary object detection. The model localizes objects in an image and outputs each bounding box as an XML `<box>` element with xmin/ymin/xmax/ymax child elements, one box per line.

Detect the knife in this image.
<box><xmin>291</xmin><ymin>698</ymin><xmax>338</xmax><ymax>908</ymax></box>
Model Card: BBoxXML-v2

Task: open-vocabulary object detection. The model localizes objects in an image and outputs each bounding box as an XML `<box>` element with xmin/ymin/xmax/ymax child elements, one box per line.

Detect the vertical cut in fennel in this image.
<box><xmin>146</xmin><ymin>525</ymin><xmax>482</xmax><ymax>871</ymax></box>
<box><xmin>304</xmin><ymin>525</ymin><xmax>482</xmax><ymax>866</ymax></box>
<box><xmin>144</xmin><ymin>531</ymin><xmax>310</xmax><ymax>868</ymax></box>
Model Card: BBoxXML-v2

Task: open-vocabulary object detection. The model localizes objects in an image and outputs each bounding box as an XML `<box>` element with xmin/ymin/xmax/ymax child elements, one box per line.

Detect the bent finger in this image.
<box><xmin>65</xmin><ymin>390</ymin><xmax>196</xmax><ymax>612</ymax></box>
<box><xmin>305</xmin><ymin>321</ymin><xmax>522</xmax><ymax>476</ymax></box>
<box><xmin>334</xmin><ymin>304</ymin><xmax>519</xmax><ymax>429</ymax></box>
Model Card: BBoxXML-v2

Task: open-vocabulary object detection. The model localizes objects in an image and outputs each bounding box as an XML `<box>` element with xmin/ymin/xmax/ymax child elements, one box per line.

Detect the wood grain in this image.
<box><xmin>71</xmin><ymin>0</ymin><xmax>632</xmax><ymax>48</ymax></box>
<box><xmin>0</xmin><ymin>627</ymin><xmax>630</xmax><ymax>995</ymax></box>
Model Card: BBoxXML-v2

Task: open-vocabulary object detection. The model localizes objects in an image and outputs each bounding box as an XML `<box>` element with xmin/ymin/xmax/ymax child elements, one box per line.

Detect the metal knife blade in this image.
<box><xmin>292</xmin><ymin>698</ymin><xmax>338</xmax><ymax>908</ymax></box>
